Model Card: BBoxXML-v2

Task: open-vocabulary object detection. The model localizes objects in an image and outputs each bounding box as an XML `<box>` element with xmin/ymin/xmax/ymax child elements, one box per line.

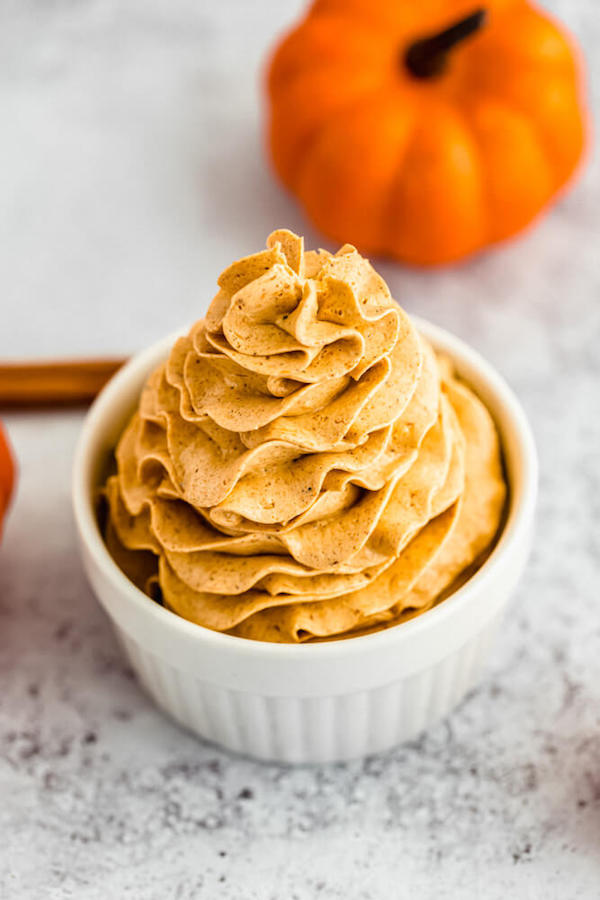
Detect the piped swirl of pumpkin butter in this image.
<box><xmin>103</xmin><ymin>230</ymin><xmax>506</xmax><ymax>642</ymax></box>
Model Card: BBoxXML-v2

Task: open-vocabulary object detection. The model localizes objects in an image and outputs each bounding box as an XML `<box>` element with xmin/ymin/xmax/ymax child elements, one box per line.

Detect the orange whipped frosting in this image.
<box><xmin>103</xmin><ymin>230</ymin><xmax>506</xmax><ymax>642</ymax></box>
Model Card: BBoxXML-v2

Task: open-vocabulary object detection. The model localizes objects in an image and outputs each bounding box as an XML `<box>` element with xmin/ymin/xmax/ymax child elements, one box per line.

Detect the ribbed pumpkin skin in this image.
<box><xmin>267</xmin><ymin>0</ymin><xmax>588</xmax><ymax>265</ymax></box>
<box><xmin>0</xmin><ymin>423</ymin><xmax>15</xmax><ymax>537</ymax></box>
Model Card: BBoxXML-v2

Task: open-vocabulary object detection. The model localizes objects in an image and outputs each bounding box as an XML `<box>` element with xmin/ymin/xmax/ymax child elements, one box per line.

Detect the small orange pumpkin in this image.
<box><xmin>267</xmin><ymin>1</ymin><xmax>588</xmax><ymax>265</ymax></box>
<box><xmin>0</xmin><ymin>422</ymin><xmax>15</xmax><ymax>538</ymax></box>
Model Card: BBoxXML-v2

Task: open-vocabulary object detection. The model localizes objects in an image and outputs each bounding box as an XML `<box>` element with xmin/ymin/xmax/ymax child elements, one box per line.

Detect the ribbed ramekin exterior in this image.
<box><xmin>114</xmin><ymin>620</ymin><xmax>499</xmax><ymax>763</ymax></box>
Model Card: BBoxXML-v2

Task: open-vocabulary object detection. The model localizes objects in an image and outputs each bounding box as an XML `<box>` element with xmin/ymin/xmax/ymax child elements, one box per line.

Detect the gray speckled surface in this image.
<box><xmin>1</xmin><ymin>1</ymin><xmax>599</xmax><ymax>897</ymax></box>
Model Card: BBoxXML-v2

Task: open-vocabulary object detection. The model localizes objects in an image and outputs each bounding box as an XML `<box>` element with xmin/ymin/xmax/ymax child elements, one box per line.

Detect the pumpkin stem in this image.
<box><xmin>404</xmin><ymin>8</ymin><xmax>487</xmax><ymax>79</ymax></box>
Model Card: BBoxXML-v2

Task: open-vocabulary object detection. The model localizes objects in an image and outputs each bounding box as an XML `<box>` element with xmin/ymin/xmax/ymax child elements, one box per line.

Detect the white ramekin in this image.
<box><xmin>72</xmin><ymin>318</ymin><xmax>537</xmax><ymax>764</ymax></box>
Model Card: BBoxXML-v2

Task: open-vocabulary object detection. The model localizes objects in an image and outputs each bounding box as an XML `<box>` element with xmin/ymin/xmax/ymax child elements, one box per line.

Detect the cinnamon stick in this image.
<box><xmin>0</xmin><ymin>358</ymin><xmax>126</xmax><ymax>408</ymax></box>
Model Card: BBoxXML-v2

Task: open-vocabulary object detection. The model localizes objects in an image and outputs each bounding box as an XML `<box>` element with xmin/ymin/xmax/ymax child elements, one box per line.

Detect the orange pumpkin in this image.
<box><xmin>267</xmin><ymin>1</ymin><xmax>588</xmax><ymax>265</ymax></box>
<box><xmin>0</xmin><ymin>422</ymin><xmax>15</xmax><ymax>538</ymax></box>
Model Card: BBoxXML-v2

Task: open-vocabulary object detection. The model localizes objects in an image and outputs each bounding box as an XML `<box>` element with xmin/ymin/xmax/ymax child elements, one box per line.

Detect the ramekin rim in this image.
<box><xmin>72</xmin><ymin>316</ymin><xmax>538</xmax><ymax>661</ymax></box>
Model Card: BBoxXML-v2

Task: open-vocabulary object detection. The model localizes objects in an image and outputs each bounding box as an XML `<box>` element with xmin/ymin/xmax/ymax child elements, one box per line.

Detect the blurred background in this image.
<box><xmin>1</xmin><ymin>0</ymin><xmax>596</xmax><ymax>362</ymax></box>
<box><xmin>0</xmin><ymin>1</ymin><xmax>599</xmax><ymax>897</ymax></box>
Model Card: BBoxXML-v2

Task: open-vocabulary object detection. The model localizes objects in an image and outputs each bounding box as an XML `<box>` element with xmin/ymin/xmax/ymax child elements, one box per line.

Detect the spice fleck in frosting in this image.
<box><xmin>103</xmin><ymin>230</ymin><xmax>506</xmax><ymax>642</ymax></box>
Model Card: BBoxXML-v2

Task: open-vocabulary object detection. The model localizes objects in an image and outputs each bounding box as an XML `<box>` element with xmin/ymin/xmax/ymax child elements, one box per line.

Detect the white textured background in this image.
<box><xmin>1</xmin><ymin>1</ymin><xmax>599</xmax><ymax>897</ymax></box>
